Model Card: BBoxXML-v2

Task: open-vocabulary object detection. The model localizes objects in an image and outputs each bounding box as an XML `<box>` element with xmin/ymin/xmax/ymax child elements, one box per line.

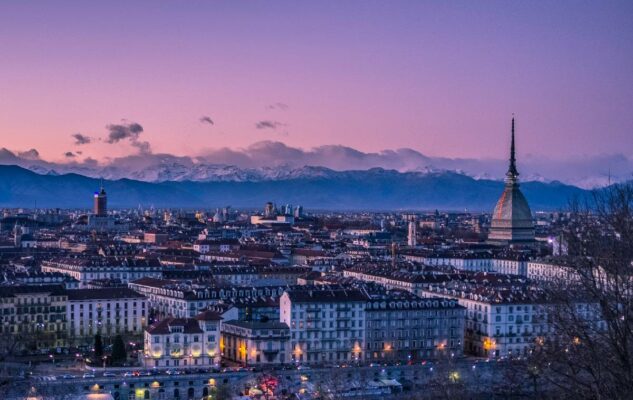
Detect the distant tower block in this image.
<box><xmin>407</xmin><ymin>221</ymin><xmax>417</xmax><ymax>247</ymax></box>
<box><xmin>94</xmin><ymin>182</ymin><xmax>107</xmax><ymax>216</ymax></box>
<box><xmin>488</xmin><ymin>117</ymin><xmax>535</xmax><ymax>243</ymax></box>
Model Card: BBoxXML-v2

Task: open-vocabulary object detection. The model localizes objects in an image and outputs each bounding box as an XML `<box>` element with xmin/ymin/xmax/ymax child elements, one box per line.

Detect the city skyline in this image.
<box><xmin>1</xmin><ymin>1</ymin><xmax>632</xmax><ymax>165</ymax></box>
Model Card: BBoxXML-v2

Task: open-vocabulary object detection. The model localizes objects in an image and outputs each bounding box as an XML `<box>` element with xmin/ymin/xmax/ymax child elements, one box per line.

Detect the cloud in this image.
<box><xmin>0</xmin><ymin>141</ymin><xmax>631</xmax><ymax>188</ymax></box>
<box><xmin>200</xmin><ymin>116</ymin><xmax>214</xmax><ymax>125</ymax></box>
<box><xmin>64</xmin><ymin>152</ymin><xmax>76</xmax><ymax>158</ymax></box>
<box><xmin>105</xmin><ymin>121</ymin><xmax>151</xmax><ymax>154</ymax></box>
<box><xmin>131</xmin><ymin>140</ymin><xmax>151</xmax><ymax>154</ymax></box>
<box><xmin>105</xmin><ymin>122</ymin><xmax>144</xmax><ymax>143</ymax></box>
<box><xmin>72</xmin><ymin>133</ymin><xmax>92</xmax><ymax>145</ymax></box>
<box><xmin>266</xmin><ymin>103</ymin><xmax>289</xmax><ymax>111</ymax></box>
<box><xmin>17</xmin><ymin>149</ymin><xmax>40</xmax><ymax>160</ymax></box>
<box><xmin>255</xmin><ymin>120</ymin><xmax>285</xmax><ymax>130</ymax></box>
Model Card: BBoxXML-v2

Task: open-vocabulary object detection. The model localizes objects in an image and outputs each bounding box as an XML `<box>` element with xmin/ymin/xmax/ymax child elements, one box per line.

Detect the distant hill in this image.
<box><xmin>0</xmin><ymin>164</ymin><xmax>589</xmax><ymax>210</ymax></box>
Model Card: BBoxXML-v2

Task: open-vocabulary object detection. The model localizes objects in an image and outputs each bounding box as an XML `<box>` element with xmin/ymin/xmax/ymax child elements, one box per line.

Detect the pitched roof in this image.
<box><xmin>66</xmin><ymin>288</ymin><xmax>146</xmax><ymax>301</ymax></box>
<box><xmin>194</xmin><ymin>310</ymin><xmax>223</xmax><ymax>321</ymax></box>
<box><xmin>284</xmin><ymin>288</ymin><xmax>368</xmax><ymax>303</ymax></box>
<box><xmin>145</xmin><ymin>317</ymin><xmax>203</xmax><ymax>334</ymax></box>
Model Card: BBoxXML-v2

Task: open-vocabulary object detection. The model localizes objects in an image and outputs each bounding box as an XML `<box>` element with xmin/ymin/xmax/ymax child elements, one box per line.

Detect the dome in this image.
<box><xmin>492</xmin><ymin>184</ymin><xmax>533</xmax><ymax>224</ymax></box>
<box><xmin>488</xmin><ymin>117</ymin><xmax>535</xmax><ymax>243</ymax></box>
<box><xmin>488</xmin><ymin>182</ymin><xmax>535</xmax><ymax>242</ymax></box>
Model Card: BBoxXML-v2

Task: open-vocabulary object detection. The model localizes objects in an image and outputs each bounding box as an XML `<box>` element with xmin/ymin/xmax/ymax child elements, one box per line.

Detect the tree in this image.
<box><xmin>94</xmin><ymin>334</ymin><xmax>103</xmax><ymax>360</ymax></box>
<box><xmin>0</xmin><ymin>330</ymin><xmax>23</xmax><ymax>362</ymax></box>
<box><xmin>111</xmin><ymin>335</ymin><xmax>127</xmax><ymax>365</ymax></box>
<box><xmin>523</xmin><ymin>183</ymin><xmax>633</xmax><ymax>400</ymax></box>
<box><xmin>211</xmin><ymin>383</ymin><xmax>232</xmax><ymax>400</ymax></box>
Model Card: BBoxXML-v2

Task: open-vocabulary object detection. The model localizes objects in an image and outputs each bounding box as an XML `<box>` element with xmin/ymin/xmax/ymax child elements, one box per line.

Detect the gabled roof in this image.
<box><xmin>145</xmin><ymin>317</ymin><xmax>203</xmax><ymax>334</ymax></box>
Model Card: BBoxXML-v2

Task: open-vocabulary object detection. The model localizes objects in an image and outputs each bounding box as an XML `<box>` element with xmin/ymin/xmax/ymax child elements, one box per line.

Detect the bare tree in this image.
<box><xmin>527</xmin><ymin>183</ymin><xmax>633</xmax><ymax>399</ymax></box>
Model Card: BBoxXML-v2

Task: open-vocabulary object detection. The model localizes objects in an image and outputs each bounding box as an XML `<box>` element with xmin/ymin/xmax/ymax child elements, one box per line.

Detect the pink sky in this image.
<box><xmin>0</xmin><ymin>1</ymin><xmax>632</xmax><ymax>164</ymax></box>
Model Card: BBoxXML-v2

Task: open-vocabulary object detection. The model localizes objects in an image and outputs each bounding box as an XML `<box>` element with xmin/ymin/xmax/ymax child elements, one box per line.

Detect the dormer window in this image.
<box><xmin>170</xmin><ymin>325</ymin><xmax>184</xmax><ymax>334</ymax></box>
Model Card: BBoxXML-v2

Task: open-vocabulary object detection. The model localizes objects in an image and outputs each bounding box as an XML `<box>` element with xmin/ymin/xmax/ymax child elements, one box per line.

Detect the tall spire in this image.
<box><xmin>507</xmin><ymin>115</ymin><xmax>519</xmax><ymax>181</ymax></box>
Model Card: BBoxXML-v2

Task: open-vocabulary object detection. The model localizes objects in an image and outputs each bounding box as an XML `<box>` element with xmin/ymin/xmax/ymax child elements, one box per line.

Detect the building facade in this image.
<box><xmin>66</xmin><ymin>288</ymin><xmax>147</xmax><ymax>343</ymax></box>
<box><xmin>365</xmin><ymin>292</ymin><xmax>465</xmax><ymax>361</ymax></box>
<box><xmin>0</xmin><ymin>285</ymin><xmax>68</xmax><ymax>351</ymax></box>
<box><xmin>280</xmin><ymin>288</ymin><xmax>367</xmax><ymax>364</ymax></box>
<box><xmin>221</xmin><ymin>320</ymin><xmax>290</xmax><ymax>366</ymax></box>
<box><xmin>488</xmin><ymin>118</ymin><xmax>535</xmax><ymax>243</ymax></box>
<box><xmin>142</xmin><ymin>311</ymin><xmax>222</xmax><ymax>368</ymax></box>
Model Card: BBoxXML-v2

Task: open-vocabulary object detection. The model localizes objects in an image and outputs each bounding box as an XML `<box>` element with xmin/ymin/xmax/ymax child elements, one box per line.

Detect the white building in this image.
<box><xmin>402</xmin><ymin>253</ymin><xmax>528</xmax><ymax>276</ymax></box>
<box><xmin>407</xmin><ymin>221</ymin><xmax>417</xmax><ymax>247</ymax></box>
<box><xmin>66</xmin><ymin>288</ymin><xmax>147</xmax><ymax>342</ymax></box>
<box><xmin>142</xmin><ymin>310</ymin><xmax>222</xmax><ymax>368</ymax></box>
<box><xmin>420</xmin><ymin>285</ymin><xmax>552</xmax><ymax>359</ymax></box>
<box><xmin>280</xmin><ymin>287</ymin><xmax>368</xmax><ymax>364</ymax></box>
<box><xmin>129</xmin><ymin>277</ymin><xmax>289</xmax><ymax>318</ymax></box>
<box><xmin>41</xmin><ymin>257</ymin><xmax>163</xmax><ymax>287</ymax></box>
<box><xmin>527</xmin><ymin>260</ymin><xmax>579</xmax><ymax>282</ymax></box>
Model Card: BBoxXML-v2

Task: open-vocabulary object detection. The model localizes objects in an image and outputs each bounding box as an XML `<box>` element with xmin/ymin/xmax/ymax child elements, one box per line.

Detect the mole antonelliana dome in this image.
<box><xmin>488</xmin><ymin>118</ymin><xmax>535</xmax><ymax>243</ymax></box>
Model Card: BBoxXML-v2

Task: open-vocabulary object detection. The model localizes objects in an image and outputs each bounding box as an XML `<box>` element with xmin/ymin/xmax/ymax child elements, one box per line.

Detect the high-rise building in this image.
<box><xmin>93</xmin><ymin>183</ymin><xmax>107</xmax><ymax>216</ymax></box>
<box><xmin>264</xmin><ymin>202</ymin><xmax>276</xmax><ymax>218</ymax></box>
<box><xmin>488</xmin><ymin>117</ymin><xmax>535</xmax><ymax>243</ymax></box>
<box><xmin>407</xmin><ymin>220</ymin><xmax>417</xmax><ymax>247</ymax></box>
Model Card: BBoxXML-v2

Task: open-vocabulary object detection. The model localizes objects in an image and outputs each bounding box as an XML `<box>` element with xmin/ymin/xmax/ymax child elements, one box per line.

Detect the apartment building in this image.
<box><xmin>365</xmin><ymin>291</ymin><xmax>465</xmax><ymax>361</ymax></box>
<box><xmin>221</xmin><ymin>320</ymin><xmax>290</xmax><ymax>366</ymax></box>
<box><xmin>41</xmin><ymin>256</ymin><xmax>163</xmax><ymax>286</ymax></box>
<box><xmin>280</xmin><ymin>287</ymin><xmax>368</xmax><ymax>364</ymax></box>
<box><xmin>142</xmin><ymin>310</ymin><xmax>222</xmax><ymax>368</ymax></box>
<box><xmin>66</xmin><ymin>288</ymin><xmax>147</xmax><ymax>343</ymax></box>
<box><xmin>0</xmin><ymin>285</ymin><xmax>68</xmax><ymax>350</ymax></box>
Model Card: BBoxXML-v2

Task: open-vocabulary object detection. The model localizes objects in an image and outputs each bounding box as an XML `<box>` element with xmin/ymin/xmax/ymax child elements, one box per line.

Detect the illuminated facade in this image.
<box><xmin>221</xmin><ymin>320</ymin><xmax>290</xmax><ymax>366</ymax></box>
<box><xmin>420</xmin><ymin>285</ymin><xmax>551</xmax><ymax>358</ymax></box>
<box><xmin>142</xmin><ymin>310</ymin><xmax>221</xmax><ymax>368</ymax></box>
<box><xmin>280</xmin><ymin>287</ymin><xmax>367</xmax><ymax>364</ymax></box>
<box><xmin>365</xmin><ymin>292</ymin><xmax>465</xmax><ymax>361</ymax></box>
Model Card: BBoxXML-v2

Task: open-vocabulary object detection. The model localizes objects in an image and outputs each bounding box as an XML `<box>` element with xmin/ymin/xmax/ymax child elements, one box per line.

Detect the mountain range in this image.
<box><xmin>0</xmin><ymin>164</ymin><xmax>590</xmax><ymax>210</ymax></box>
<box><xmin>2</xmin><ymin>142</ymin><xmax>632</xmax><ymax>189</ymax></box>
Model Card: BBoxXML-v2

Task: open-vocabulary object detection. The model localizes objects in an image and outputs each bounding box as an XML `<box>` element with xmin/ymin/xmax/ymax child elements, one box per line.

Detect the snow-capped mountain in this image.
<box><xmin>1</xmin><ymin>143</ymin><xmax>631</xmax><ymax>188</ymax></box>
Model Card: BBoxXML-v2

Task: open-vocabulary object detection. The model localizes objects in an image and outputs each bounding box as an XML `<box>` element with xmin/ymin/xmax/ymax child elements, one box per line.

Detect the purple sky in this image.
<box><xmin>0</xmin><ymin>1</ymin><xmax>632</xmax><ymax>165</ymax></box>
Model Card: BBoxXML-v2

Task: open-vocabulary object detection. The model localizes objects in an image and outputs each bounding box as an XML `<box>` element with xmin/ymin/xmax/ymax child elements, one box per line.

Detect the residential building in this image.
<box><xmin>221</xmin><ymin>320</ymin><xmax>290</xmax><ymax>366</ymax></box>
<box><xmin>0</xmin><ymin>285</ymin><xmax>68</xmax><ymax>350</ymax></box>
<box><xmin>365</xmin><ymin>291</ymin><xmax>465</xmax><ymax>361</ymax></box>
<box><xmin>66</xmin><ymin>288</ymin><xmax>147</xmax><ymax>343</ymax></box>
<box><xmin>280</xmin><ymin>287</ymin><xmax>368</xmax><ymax>364</ymax></box>
<box><xmin>142</xmin><ymin>310</ymin><xmax>222</xmax><ymax>368</ymax></box>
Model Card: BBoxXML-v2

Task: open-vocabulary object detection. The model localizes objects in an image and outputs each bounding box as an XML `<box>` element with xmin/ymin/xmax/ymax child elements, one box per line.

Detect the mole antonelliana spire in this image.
<box><xmin>488</xmin><ymin>116</ymin><xmax>535</xmax><ymax>243</ymax></box>
<box><xmin>507</xmin><ymin>116</ymin><xmax>518</xmax><ymax>180</ymax></box>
